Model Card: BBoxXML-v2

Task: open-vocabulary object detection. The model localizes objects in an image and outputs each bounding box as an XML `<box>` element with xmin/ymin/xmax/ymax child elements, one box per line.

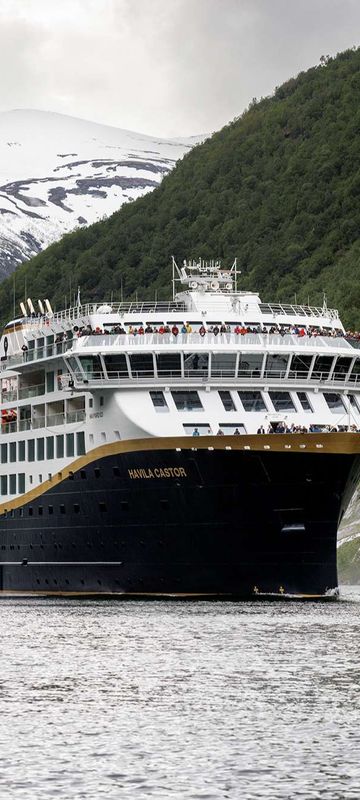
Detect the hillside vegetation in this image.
<box><xmin>1</xmin><ymin>47</ymin><xmax>360</xmax><ymax>325</ymax></box>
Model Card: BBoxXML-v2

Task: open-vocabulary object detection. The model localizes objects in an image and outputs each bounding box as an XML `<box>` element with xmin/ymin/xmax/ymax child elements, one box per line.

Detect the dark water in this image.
<box><xmin>0</xmin><ymin>589</ymin><xmax>360</xmax><ymax>799</ymax></box>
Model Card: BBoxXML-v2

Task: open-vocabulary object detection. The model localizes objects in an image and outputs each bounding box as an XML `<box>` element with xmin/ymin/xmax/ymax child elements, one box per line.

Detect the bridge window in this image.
<box><xmin>324</xmin><ymin>393</ymin><xmax>345</xmax><ymax>413</ymax></box>
<box><xmin>238</xmin><ymin>391</ymin><xmax>267</xmax><ymax>411</ymax></box>
<box><xmin>104</xmin><ymin>354</ymin><xmax>128</xmax><ymax>378</ymax></box>
<box><xmin>269</xmin><ymin>391</ymin><xmax>295</xmax><ymax>412</ymax></box>
<box><xmin>333</xmin><ymin>357</ymin><xmax>352</xmax><ymax>381</ymax></box>
<box><xmin>129</xmin><ymin>353</ymin><xmax>154</xmax><ymax>377</ymax></box>
<box><xmin>184</xmin><ymin>353</ymin><xmax>208</xmax><ymax>375</ymax></box>
<box><xmin>349</xmin><ymin>359</ymin><xmax>360</xmax><ymax>383</ymax></box>
<box><xmin>238</xmin><ymin>353</ymin><xmax>263</xmax><ymax>377</ymax></box>
<box><xmin>289</xmin><ymin>354</ymin><xmax>313</xmax><ymax>379</ymax></box>
<box><xmin>264</xmin><ymin>353</ymin><xmax>289</xmax><ymax>376</ymax></box>
<box><xmin>311</xmin><ymin>356</ymin><xmax>333</xmax><ymax>380</ymax></box>
<box><xmin>79</xmin><ymin>355</ymin><xmax>104</xmax><ymax>380</ymax></box>
<box><xmin>211</xmin><ymin>353</ymin><xmax>236</xmax><ymax>377</ymax></box>
<box><xmin>172</xmin><ymin>391</ymin><xmax>203</xmax><ymax>411</ymax></box>
<box><xmin>156</xmin><ymin>353</ymin><xmax>181</xmax><ymax>377</ymax></box>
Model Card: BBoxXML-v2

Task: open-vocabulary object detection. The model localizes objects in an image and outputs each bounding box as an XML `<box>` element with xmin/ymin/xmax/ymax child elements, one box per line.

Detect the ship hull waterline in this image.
<box><xmin>0</xmin><ymin>433</ymin><xmax>359</xmax><ymax>600</ymax></box>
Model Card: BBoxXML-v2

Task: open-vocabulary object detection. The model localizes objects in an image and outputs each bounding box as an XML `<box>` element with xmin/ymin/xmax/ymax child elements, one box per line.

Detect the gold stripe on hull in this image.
<box><xmin>0</xmin><ymin>431</ymin><xmax>359</xmax><ymax>515</ymax></box>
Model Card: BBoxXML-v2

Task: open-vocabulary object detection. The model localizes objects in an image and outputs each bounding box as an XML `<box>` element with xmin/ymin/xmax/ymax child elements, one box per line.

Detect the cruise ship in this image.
<box><xmin>0</xmin><ymin>257</ymin><xmax>359</xmax><ymax>598</ymax></box>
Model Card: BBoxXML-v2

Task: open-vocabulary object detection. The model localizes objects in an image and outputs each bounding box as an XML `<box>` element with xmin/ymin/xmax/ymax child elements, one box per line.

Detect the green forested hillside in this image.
<box><xmin>1</xmin><ymin>47</ymin><xmax>360</xmax><ymax>325</ymax></box>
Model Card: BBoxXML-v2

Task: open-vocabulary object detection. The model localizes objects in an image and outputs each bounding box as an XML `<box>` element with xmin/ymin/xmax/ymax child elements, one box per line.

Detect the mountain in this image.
<box><xmin>0</xmin><ymin>110</ymin><xmax>201</xmax><ymax>279</ymax></box>
<box><xmin>1</xmin><ymin>49</ymin><xmax>360</xmax><ymax>324</ymax></box>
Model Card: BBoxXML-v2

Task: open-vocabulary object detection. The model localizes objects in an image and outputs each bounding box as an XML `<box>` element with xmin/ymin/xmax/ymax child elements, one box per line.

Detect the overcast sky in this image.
<box><xmin>0</xmin><ymin>0</ymin><xmax>359</xmax><ymax>137</ymax></box>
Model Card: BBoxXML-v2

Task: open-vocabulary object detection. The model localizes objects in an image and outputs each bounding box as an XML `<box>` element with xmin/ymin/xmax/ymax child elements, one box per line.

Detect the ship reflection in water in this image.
<box><xmin>0</xmin><ymin>590</ymin><xmax>359</xmax><ymax>798</ymax></box>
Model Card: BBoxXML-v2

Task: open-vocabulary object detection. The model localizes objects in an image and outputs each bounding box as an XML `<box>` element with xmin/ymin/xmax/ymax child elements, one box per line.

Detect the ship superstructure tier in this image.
<box><xmin>0</xmin><ymin>258</ymin><xmax>359</xmax><ymax>598</ymax></box>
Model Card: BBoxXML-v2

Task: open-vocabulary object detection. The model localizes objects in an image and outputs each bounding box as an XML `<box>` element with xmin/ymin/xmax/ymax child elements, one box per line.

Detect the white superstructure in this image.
<box><xmin>0</xmin><ymin>257</ymin><xmax>359</xmax><ymax>502</ymax></box>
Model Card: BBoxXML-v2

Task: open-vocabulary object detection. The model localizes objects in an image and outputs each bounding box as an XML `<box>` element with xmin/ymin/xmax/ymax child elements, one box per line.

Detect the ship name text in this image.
<box><xmin>128</xmin><ymin>467</ymin><xmax>187</xmax><ymax>480</ymax></box>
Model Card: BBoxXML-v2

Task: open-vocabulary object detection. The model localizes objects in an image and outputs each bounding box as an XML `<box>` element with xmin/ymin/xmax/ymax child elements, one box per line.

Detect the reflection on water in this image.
<box><xmin>0</xmin><ymin>587</ymin><xmax>359</xmax><ymax>799</ymax></box>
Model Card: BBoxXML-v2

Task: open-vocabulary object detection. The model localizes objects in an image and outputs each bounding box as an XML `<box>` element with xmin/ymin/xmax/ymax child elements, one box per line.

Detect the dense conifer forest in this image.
<box><xmin>1</xmin><ymin>47</ymin><xmax>360</xmax><ymax>326</ymax></box>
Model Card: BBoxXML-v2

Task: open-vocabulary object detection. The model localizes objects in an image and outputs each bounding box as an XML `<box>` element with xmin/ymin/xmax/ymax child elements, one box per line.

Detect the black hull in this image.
<box><xmin>0</xmin><ymin>436</ymin><xmax>359</xmax><ymax>599</ymax></box>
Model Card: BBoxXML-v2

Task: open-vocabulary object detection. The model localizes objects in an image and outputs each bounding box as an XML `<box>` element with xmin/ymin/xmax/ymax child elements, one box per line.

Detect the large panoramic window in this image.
<box><xmin>333</xmin><ymin>357</ymin><xmax>353</xmax><ymax>381</ymax></box>
<box><xmin>184</xmin><ymin>353</ymin><xmax>209</xmax><ymax>375</ymax></box>
<box><xmin>311</xmin><ymin>356</ymin><xmax>334</xmax><ymax>380</ymax></box>
<box><xmin>129</xmin><ymin>353</ymin><xmax>154</xmax><ymax>377</ymax></box>
<box><xmin>156</xmin><ymin>353</ymin><xmax>181</xmax><ymax>377</ymax></box>
<box><xmin>104</xmin><ymin>354</ymin><xmax>128</xmax><ymax>378</ymax></box>
<box><xmin>324</xmin><ymin>393</ymin><xmax>345</xmax><ymax>413</ymax></box>
<box><xmin>211</xmin><ymin>353</ymin><xmax>237</xmax><ymax>377</ymax></box>
<box><xmin>269</xmin><ymin>391</ymin><xmax>295</xmax><ymax>412</ymax></box>
<box><xmin>264</xmin><ymin>353</ymin><xmax>289</xmax><ymax>376</ymax></box>
<box><xmin>172</xmin><ymin>391</ymin><xmax>203</xmax><ymax>411</ymax></box>
<box><xmin>238</xmin><ymin>353</ymin><xmax>263</xmax><ymax>377</ymax></box>
<box><xmin>238</xmin><ymin>391</ymin><xmax>267</xmax><ymax>411</ymax></box>
<box><xmin>288</xmin><ymin>355</ymin><xmax>313</xmax><ymax>379</ymax></box>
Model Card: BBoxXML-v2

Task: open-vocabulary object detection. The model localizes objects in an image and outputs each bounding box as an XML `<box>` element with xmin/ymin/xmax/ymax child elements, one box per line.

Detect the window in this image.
<box><xmin>60</xmin><ymin>504</ymin><xmax>65</xmax><ymax>514</ymax></box>
<box><xmin>74</xmin><ymin>504</ymin><xmax>80</xmax><ymax>514</ymax></box>
<box><xmin>56</xmin><ymin>435</ymin><xmax>64</xmax><ymax>458</ymax></box>
<box><xmin>0</xmin><ymin>475</ymin><xmax>7</xmax><ymax>495</ymax></box>
<box><xmin>183</xmin><ymin>423</ymin><xmax>212</xmax><ymax>436</ymax></box>
<box><xmin>333</xmin><ymin>357</ymin><xmax>352</xmax><ymax>381</ymax></box>
<box><xmin>311</xmin><ymin>356</ymin><xmax>334</xmax><ymax>380</ymax></box>
<box><xmin>79</xmin><ymin>355</ymin><xmax>103</xmax><ymax>379</ymax></box>
<box><xmin>238</xmin><ymin>391</ymin><xmax>267</xmax><ymax>411</ymax></box>
<box><xmin>9</xmin><ymin>475</ymin><xmax>16</xmax><ymax>495</ymax></box>
<box><xmin>46</xmin><ymin>437</ymin><xmax>54</xmax><ymax>459</ymax></box>
<box><xmin>76</xmin><ymin>432</ymin><xmax>85</xmax><ymax>455</ymax></box>
<box><xmin>156</xmin><ymin>353</ymin><xmax>181</xmax><ymax>377</ymax></box>
<box><xmin>66</xmin><ymin>433</ymin><xmax>74</xmax><ymax>457</ymax></box>
<box><xmin>48</xmin><ymin>506</ymin><xmax>54</xmax><ymax>515</ymax></box>
<box><xmin>28</xmin><ymin>440</ymin><xmax>35</xmax><ymax>462</ymax></box>
<box><xmin>219</xmin><ymin>391</ymin><xmax>236</xmax><ymax>411</ymax></box>
<box><xmin>0</xmin><ymin>443</ymin><xmax>7</xmax><ymax>464</ymax></box>
<box><xmin>9</xmin><ymin>442</ymin><xmax>16</xmax><ymax>463</ymax></box>
<box><xmin>212</xmin><ymin>353</ymin><xmax>237</xmax><ymax>377</ymax></box>
<box><xmin>129</xmin><ymin>353</ymin><xmax>154</xmax><ymax>376</ymax></box>
<box><xmin>297</xmin><ymin>392</ymin><xmax>313</xmax><ymax>412</ymax></box>
<box><xmin>171</xmin><ymin>391</ymin><xmax>203</xmax><ymax>411</ymax></box>
<box><xmin>104</xmin><ymin>354</ymin><xmax>128</xmax><ymax>378</ymax></box>
<box><xmin>269</xmin><ymin>392</ymin><xmax>295</xmax><ymax>412</ymax></box>
<box><xmin>264</xmin><ymin>353</ymin><xmax>289</xmax><ymax>376</ymax></box>
<box><xmin>150</xmin><ymin>391</ymin><xmax>168</xmax><ymax>411</ymax></box>
<box><xmin>238</xmin><ymin>353</ymin><xmax>263</xmax><ymax>377</ymax></box>
<box><xmin>218</xmin><ymin>423</ymin><xmax>246</xmax><ymax>435</ymax></box>
<box><xmin>18</xmin><ymin>441</ymin><xmax>25</xmax><ymax>462</ymax></box>
<box><xmin>349</xmin><ymin>359</ymin><xmax>360</xmax><ymax>383</ymax></box>
<box><xmin>289</xmin><ymin>354</ymin><xmax>313</xmax><ymax>379</ymax></box>
<box><xmin>100</xmin><ymin>396</ymin><xmax>104</xmax><ymax>407</ymax></box>
<box><xmin>184</xmin><ymin>353</ymin><xmax>208</xmax><ymax>375</ymax></box>
<box><xmin>349</xmin><ymin>395</ymin><xmax>360</xmax><ymax>413</ymax></box>
<box><xmin>46</xmin><ymin>372</ymin><xmax>54</xmax><ymax>392</ymax></box>
<box><xmin>37</xmin><ymin>438</ymin><xmax>45</xmax><ymax>461</ymax></box>
<box><xmin>324</xmin><ymin>393</ymin><xmax>345</xmax><ymax>413</ymax></box>
<box><xmin>18</xmin><ymin>474</ymin><xmax>25</xmax><ymax>493</ymax></box>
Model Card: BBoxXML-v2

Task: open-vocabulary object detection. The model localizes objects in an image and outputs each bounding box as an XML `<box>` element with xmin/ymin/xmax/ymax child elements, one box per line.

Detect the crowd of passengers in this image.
<box><xmin>192</xmin><ymin>424</ymin><xmax>359</xmax><ymax>436</ymax></box>
<box><xmin>75</xmin><ymin>323</ymin><xmax>347</xmax><ymax>338</ymax></box>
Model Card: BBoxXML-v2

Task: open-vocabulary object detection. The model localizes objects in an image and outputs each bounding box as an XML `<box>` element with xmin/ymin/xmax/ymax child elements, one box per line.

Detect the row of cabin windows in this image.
<box><xmin>150</xmin><ymin>390</ymin><xmax>360</xmax><ymax>414</ymax></box>
<box><xmin>0</xmin><ymin>465</ymin><xmax>123</xmax><ymax>499</ymax></box>
<box><xmin>2</xmin><ymin>499</ymin><xmax>130</xmax><ymax>518</ymax></box>
<box><xmin>76</xmin><ymin>352</ymin><xmax>360</xmax><ymax>381</ymax></box>
<box><xmin>0</xmin><ymin>432</ymin><xmax>85</xmax><ymax>465</ymax></box>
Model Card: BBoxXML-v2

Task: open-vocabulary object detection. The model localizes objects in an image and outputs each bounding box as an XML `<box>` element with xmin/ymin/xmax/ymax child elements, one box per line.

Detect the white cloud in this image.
<box><xmin>0</xmin><ymin>0</ymin><xmax>359</xmax><ymax>136</ymax></box>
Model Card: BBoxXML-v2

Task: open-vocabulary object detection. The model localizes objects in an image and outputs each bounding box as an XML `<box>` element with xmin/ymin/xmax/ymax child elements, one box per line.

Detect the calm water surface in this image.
<box><xmin>0</xmin><ymin>588</ymin><xmax>360</xmax><ymax>799</ymax></box>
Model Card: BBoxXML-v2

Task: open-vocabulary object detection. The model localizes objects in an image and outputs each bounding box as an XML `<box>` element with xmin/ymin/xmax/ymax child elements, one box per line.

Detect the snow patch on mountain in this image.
<box><xmin>0</xmin><ymin>110</ymin><xmax>203</xmax><ymax>279</ymax></box>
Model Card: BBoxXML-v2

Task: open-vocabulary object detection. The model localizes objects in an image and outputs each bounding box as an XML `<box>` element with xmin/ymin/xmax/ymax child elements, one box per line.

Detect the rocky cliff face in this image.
<box><xmin>0</xmin><ymin>110</ymin><xmax>201</xmax><ymax>279</ymax></box>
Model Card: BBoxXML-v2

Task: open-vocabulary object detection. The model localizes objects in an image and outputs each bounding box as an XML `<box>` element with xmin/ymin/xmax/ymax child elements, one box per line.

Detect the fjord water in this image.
<box><xmin>0</xmin><ymin>591</ymin><xmax>360</xmax><ymax>799</ymax></box>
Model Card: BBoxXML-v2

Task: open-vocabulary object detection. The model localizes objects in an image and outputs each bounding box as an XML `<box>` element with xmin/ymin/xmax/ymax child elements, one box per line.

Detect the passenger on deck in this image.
<box><xmin>172</xmin><ymin>324</ymin><xmax>179</xmax><ymax>337</ymax></box>
<box><xmin>192</xmin><ymin>427</ymin><xmax>200</xmax><ymax>436</ymax></box>
<box><xmin>233</xmin><ymin>428</ymin><xmax>241</xmax><ymax>435</ymax></box>
<box><xmin>216</xmin><ymin>428</ymin><xmax>224</xmax><ymax>435</ymax></box>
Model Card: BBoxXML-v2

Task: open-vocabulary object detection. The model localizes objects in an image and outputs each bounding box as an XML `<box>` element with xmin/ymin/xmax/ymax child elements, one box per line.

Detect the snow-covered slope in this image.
<box><xmin>0</xmin><ymin>110</ymin><xmax>202</xmax><ymax>279</ymax></box>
